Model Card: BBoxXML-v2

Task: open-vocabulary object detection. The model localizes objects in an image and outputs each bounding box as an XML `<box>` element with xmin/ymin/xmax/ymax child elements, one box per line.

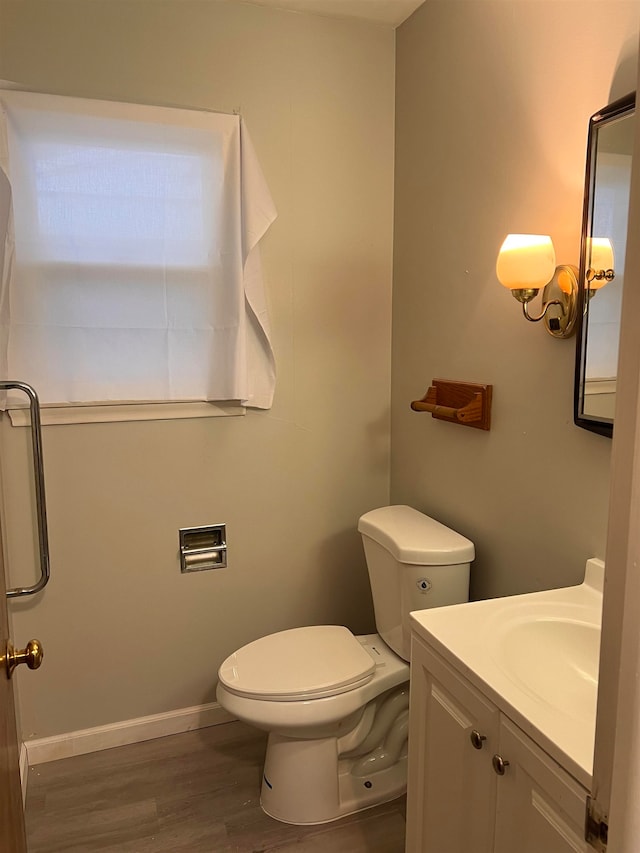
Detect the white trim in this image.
<box><xmin>595</xmin><ymin>59</ymin><xmax>640</xmax><ymax>849</ymax></box>
<box><xmin>19</xmin><ymin>742</ymin><xmax>28</xmax><ymax>804</ymax></box>
<box><xmin>8</xmin><ymin>401</ymin><xmax>246</xmax><ymax>427</ymax></box>
<box><xmin>24</xmin><ymin>701</ymin><xmax>235</xmax><ymax>766</ymax></box>
<box><xmin>584</xmin><ymin>377</ymin><xmax>617</xmax><ymax>396</ymax></box>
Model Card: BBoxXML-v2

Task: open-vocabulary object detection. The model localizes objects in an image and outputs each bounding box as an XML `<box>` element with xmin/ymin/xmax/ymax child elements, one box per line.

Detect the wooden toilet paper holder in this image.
<box><xmin>410</xmin><ymin>379</ymin><xmax>492</xmax><ymax>431</ymax></box>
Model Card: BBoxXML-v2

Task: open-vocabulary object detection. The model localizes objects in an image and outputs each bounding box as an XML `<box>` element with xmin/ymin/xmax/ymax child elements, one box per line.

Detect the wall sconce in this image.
<box><xmin>496</xmin><ymin>234</ymin><xmax>578</xmax><ymax>339</ymax></box>
<box><xmin>586</xmin><ymin>237</ymin><xmax>615</xmax><ymax>291</ymax></box>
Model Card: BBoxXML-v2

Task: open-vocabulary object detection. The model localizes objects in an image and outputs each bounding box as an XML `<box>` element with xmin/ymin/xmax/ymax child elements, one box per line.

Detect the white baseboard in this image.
<box><xmin>19</xmin><ymin>742</ymin><xmax>28</xmax><ymax>804</ymax></box>
<box><xmin>25</xmin><ymin>701</ymin><xmax>234</xmax><ymax>766</ymax></box>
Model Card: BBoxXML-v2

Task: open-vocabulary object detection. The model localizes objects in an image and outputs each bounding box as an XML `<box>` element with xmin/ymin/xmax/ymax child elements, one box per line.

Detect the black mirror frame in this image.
<box><xmin>574</xmin><ymin>91</ymin><xmax>636</xmax><ymax>439</ymax></box>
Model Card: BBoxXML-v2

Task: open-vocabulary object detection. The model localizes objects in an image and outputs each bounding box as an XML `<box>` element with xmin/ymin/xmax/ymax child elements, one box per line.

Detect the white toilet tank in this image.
<box><xmin>358</xmin><ymin>505</ymin><xmax>474</xmax><ymax>661</ymax></box>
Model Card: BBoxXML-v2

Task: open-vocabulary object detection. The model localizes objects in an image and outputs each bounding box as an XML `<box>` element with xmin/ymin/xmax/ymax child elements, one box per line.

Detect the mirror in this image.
<box><xmin>575</xmin><ymin>92</ymin><xmax>635</xmax><ymax>437</ymax></box>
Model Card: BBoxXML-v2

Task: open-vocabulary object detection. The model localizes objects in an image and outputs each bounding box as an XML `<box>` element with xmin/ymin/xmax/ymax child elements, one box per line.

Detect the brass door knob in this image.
<box><xmin>3</xmin><ymin>639</ymin><xmax>44</xmax><ymax>679</ymax></box>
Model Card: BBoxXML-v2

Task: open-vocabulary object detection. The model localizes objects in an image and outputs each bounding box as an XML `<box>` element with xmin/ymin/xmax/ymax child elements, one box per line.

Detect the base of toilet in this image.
<box><xmin>260</xmin><ymin>731</ymin><xmax>407</xmax><ymax>825</ymax></box>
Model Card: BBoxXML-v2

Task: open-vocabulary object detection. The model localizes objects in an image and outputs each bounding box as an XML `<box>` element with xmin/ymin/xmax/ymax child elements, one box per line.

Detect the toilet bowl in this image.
<box><xmin>218</xmin><ymin>628</ymin><xmax>409</xmax><ymax>824</ymax></box>
<box><xmin>216</xmin><ymin>505</ymin><xmax>474</xmax><ymax>825</ymax></box>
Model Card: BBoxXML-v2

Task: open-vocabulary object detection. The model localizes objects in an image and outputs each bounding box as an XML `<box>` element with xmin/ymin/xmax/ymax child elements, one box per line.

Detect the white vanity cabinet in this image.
<box><xmin>406</xmin><ymin>635</ymin><xmax>590</xmax><ymax>853</ymax></box>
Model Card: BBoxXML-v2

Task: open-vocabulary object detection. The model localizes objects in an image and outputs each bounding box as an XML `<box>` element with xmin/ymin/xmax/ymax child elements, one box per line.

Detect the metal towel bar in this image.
<box><xmin>0</xmin><ymin>381</ymin><xmax>50</xmax><ymax>597</ymax></box>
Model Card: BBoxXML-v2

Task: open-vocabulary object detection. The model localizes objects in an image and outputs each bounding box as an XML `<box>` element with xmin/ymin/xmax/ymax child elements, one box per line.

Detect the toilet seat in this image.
<box><xmin>218</xmin><ymin>625</ymin><xmax>376</xmax><ymax>701</ymax></box>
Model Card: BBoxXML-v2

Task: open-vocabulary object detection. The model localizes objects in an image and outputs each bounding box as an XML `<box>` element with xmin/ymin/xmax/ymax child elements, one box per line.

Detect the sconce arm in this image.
<box><xmin>501</xmin><ymin>258</ymin><xmax>579</xmax><ymax>340</ymax></box>
<box><xmin>521</xmin><ymin>298</ymin><xmax>564</xmax><ymax>323</ymax></box>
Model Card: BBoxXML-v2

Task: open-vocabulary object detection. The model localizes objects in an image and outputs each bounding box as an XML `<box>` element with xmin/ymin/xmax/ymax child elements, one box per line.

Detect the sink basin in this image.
<box><xmin>493</xmin><ymin>613</ymin><xmax>600</xmax><ymax>722</ymax></box>
<box><xmin>409</xmin><ymin>558</ymin><xmax>604</xmax><ymax>786</ymax></box>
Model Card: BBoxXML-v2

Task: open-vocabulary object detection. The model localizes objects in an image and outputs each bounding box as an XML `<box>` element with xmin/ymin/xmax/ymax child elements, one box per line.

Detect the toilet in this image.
<box><xmin>216</xmin><ymin>505</ymin><xmax>474</xmax><ymax>825</ymax></box>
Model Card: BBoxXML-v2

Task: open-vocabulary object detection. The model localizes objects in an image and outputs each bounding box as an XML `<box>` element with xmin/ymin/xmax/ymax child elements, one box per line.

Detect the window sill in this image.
<box><xmin>584</xmin><ymin>378</ymin><xmax>617</xmax><ymax>396</ymax></box>
<box><xmin>7</xmin><ymin>401</ymin><xmax>246</xmax><ymax>427</ymax></box>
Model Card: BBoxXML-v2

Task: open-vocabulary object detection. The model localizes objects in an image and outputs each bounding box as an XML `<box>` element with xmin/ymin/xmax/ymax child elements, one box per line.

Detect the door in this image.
<box><xmin>0</xmin><ymin>132</ymin><xmax>27</xmax><ymax>853</ymax></box>
<box><xmin>591</xmin><ymin>36</ymin><xmax>640</xmax><ymax>851</ymax></box>
<box><xmin>405</xmin><ymin>637</ymin><xmax>499</xmax><ymax>853</ymax></box>
<box><xmin>493</xmin><ymin>718</ymin><xmax>587</xmax><ymax>853</ymax></box>
<box><xmin>0</xmin><ymin>534</ymin><xmax>27</xmax><ymax>853</ymax></box>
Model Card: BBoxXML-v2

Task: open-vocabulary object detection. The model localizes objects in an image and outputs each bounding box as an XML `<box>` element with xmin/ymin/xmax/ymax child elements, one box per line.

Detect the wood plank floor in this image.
<box><xmin>25</xmin><ymin>721</ymin><xmax>406</xmax><ymax>852</ymax></box>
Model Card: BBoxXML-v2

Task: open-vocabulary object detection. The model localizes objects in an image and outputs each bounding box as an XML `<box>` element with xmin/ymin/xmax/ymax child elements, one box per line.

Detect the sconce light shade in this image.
<box><xmin>496</xmin><ymin>234</ymin><xmax>556</xmax><ymax>291</ymax></box>
<box><xmin>587</xmin><ymin>237</ymin><xmax>615</xmax><ymax>290</ymax></box>
<box><xmin>495</xmin><ymin>233</ymin><xmax>578</xmax><ymax>339</ymax></box>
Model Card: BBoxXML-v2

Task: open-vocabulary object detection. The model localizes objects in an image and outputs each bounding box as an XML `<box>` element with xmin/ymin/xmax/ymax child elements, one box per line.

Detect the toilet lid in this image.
<box><xmin>218</xmin><ymin>626</ymin><xmax>376</xmax><ymax>701</ymax></box>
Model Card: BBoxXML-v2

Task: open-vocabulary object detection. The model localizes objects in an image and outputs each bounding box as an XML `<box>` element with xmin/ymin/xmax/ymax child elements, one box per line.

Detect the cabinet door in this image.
<box><xmin>493</xmin><ymin>718</ymin><xmax>589</xmax><ymax>853</ymax></box>
<box><xmin>405</xmin><ymin>638</ymin><xmax>499</xmax><ymax>853</ymax></box>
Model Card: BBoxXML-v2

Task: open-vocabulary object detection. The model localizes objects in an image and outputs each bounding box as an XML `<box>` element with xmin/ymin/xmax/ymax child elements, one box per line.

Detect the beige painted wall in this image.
<box><xmin>393</xmin><ymin>0</ymin><xmax>640</xmax><ymax>600</ymax></box>
<box><xmin>0</xmin><ymin>1</ymin><xmax>395</xmax><ymax>738</ymax></box>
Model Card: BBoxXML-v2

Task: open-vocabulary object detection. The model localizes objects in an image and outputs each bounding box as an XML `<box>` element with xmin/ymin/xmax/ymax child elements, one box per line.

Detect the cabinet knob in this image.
<box><xmin>492</xmin><ymin>754</ymin><xmax>510</xmax><ymax>775</ymax></box>
<box><xmin>470</xmin><ymin>729</ymin><xmax>487</xmax><ymax>750</ymax></box>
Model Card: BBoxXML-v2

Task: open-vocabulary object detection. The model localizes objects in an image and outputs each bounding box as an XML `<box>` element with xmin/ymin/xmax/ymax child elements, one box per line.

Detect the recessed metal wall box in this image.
<box><xmin>179</xmin><ymin>525</ymin><xmax>227</xmax><ymax>573</ymax></box>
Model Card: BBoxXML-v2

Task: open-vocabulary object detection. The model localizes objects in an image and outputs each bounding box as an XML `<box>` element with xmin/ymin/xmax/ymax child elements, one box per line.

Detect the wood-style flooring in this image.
<box><xmin>25</xmin><ymin>721</ymin><xmax>406</xmax><ymax>852</ymax></box>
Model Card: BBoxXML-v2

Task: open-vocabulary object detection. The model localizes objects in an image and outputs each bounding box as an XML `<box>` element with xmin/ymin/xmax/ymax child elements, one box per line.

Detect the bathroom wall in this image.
<box><xmin>392</xmin><ymin>0</ymin><xmax>640</xmax><ymax>600</ymax></box>
<box><xmin>0</xmin><ymin>1</ymin><xmax>395</xmax><ymax>738</ymax></box>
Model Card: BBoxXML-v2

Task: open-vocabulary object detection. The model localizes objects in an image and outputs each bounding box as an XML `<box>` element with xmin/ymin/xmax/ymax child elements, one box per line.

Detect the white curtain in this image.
<box><xmin>0</xmin><ymin>92</ymin><xmax>277</xmax><ymax>408</ymax></box>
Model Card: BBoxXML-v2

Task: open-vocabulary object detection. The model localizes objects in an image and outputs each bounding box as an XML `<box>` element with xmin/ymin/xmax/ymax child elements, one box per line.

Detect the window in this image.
<box><xmin>0</xmin><ymin>92</ymin><xmax>276</xmax><ymax>417</ymax></box>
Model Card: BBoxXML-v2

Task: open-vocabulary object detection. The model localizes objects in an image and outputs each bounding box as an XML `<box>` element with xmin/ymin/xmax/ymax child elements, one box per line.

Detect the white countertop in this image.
<box><xmin>409</xmin><ymin>559</ymin><xmax>603</xmax><ymax>789</ymax></box>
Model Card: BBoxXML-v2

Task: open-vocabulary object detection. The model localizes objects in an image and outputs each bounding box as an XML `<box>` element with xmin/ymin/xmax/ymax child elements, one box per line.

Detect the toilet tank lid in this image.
<box><xmin>358</xmin><ymin>505</ymin><xmax>475</xmax><ymax>565</ymax></box>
